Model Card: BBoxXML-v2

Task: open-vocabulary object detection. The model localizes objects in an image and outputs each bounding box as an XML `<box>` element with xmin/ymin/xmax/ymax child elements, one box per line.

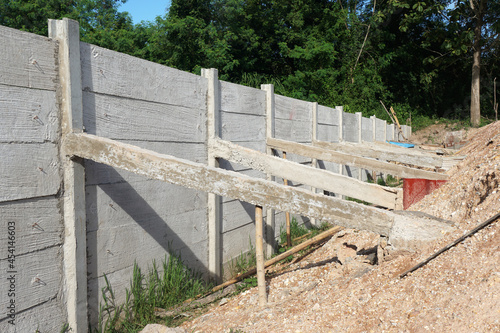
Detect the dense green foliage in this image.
<box><xmin>1</xmin><ymin>0</ymin><xmax>499</xmax><ymax>124</ymax></box>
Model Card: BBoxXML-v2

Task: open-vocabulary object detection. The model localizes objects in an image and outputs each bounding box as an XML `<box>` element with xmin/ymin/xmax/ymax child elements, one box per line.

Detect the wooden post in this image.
<box><xmin>283</xmin><ymin>151</ymin><xmax>292</xmax><ymax>247</ymax></box>
<box><xmin>262</xmin><ymin>84</ymin><xmax>275</xmax><ymax>256</ymax></box>
<box><xmin>255</xmin><ymin>205</ymin><xmax>267</xmax><ymax>306</ymax></box>
<box><xmin>48</xmin><ymin>18</ymin><xmax>87</xmax><ymax>332</ymax></box>
<box><xmin>202</xmin><ymin>68</ymin><xmax>222</xmax><ymax>280</ymax></box>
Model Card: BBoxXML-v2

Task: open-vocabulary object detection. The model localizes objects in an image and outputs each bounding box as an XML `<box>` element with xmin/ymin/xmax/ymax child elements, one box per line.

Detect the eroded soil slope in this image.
<box><xmin>181</xmin><ymin>122</ymin><xmax>500</xmax><ymax>333</ymax></box>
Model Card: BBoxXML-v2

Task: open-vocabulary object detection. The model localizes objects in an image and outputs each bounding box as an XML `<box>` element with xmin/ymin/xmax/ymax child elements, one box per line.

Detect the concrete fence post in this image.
<box><xmin>261</xmin><ymin>84</ymin><xmax>276</xmax><ymax>256</ymax></box>
<box><xmin>356</xmin><ymin>112</ymin><xmax>363</xmax><ymax>181</ymax></box>
<box><xmin>48</xmin><ymin>18</ymin><xmax>87</xmax><ymax>332</ymax></box>
<box><xmin>383</xmin><ymin>119</ymin><xmax>387</xmax><ymax>142</ymax></box>
<box><xmin>310</xmin><ymin>102</ymin><xmax>318</xmax><ymax>225</ymax></box>
<box><xmin>337</xmin><ymin>106</ymin><xmax>345</xmax><ymax>198</ymax></box>
<box><xmin>371</xmin><ymin>115</ymin><xmax>376</xmax><ymax>143</ymax></box>
<box><xmin>201</xmin><ymin>68</ymin><xmax>222</xmax><ymax>280</ymax></box>
<box><xmin>338</xmin><ymin>106</ymin><xmax>344</xmax><ymax>142</ymax></box>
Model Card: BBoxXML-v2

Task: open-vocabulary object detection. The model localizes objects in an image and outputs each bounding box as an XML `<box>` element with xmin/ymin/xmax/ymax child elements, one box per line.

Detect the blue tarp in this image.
<box><xmin>387</xmin><ymin>141</ymin><xmax>415</xmax><ymax>148</ymax></box>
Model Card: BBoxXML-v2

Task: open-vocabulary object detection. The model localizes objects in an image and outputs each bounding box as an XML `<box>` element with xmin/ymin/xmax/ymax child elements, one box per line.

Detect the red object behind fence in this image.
<box><xmin>403</xmin><ymin>179</ymin><xmax>447</xmax><ymax>210</ymax></box>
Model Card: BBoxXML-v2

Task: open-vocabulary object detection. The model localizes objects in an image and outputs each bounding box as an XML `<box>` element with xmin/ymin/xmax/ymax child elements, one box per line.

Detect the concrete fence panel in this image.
<box><xmin>0</xmin><ymin>25</ymin><xmax>66</xmax><ymax>333</ymax></box>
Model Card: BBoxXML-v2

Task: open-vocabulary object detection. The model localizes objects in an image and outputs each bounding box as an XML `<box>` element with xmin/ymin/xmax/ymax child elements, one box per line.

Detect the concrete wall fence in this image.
<box><xmin>0</xmin><ymin>20</ymin><xmax>410</xmax><ymax>332</ymax></box>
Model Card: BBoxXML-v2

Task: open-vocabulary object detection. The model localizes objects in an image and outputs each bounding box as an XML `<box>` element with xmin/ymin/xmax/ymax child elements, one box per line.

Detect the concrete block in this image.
<box><xmin>389</xmin><ymin>211</ymin><xmax>455</xmax><ymax>251</ymax></box>
<box><xmin>0</xmin><ymin>298</ymin><xmax>65</xmax><ymax>333</ymax></box>
<box><xmin>0</xmin><ymin>197</ymin><xmax>63</xmax><ymax>255</ymax></box>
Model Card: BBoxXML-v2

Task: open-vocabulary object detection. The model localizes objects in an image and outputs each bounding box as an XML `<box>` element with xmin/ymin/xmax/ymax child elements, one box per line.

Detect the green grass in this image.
<box><xmin>94</xmin><ymin>252</ymin><xmax>212</xmax><ymax>333</ymax></box>
<box><xmin>227</xmin><ymin>238</ymin><xmax>257</xmax><ymax>277</ymax></box>
<box><xmin>279</xmin><ymin>217</ymin><xmax>331</xmax><ymax>248</ymax></box>
<box><xmin>279</xmin><ymin>217</ymin><xmax>309</xmax><ymax>246</ymax></box>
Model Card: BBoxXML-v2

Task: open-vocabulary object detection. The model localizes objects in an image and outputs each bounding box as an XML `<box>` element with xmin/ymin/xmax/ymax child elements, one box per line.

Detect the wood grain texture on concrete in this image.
<box><xmin>64</xmin><ymin>133</ymin><xmax>397</xmax><ymax>235</ymax></box>
<box><xmin>0</xmin><ymin>298</ymin><xmax>65</xmax><ymax>333</ymax></box>
<box><xmin>220</xmin><ymin>111</ymin><xmax>265</xmax><ymax>142</ymax></box>
<box><xmin>268</xmin><ymin>138</ymin><xmax>449</xmax><ymax>180</ymax></box>
<box><xmin>86</xmin><ymin>214</ymin><xmax>208</xmax><ymax>280</ymax></box>
<box><xmin>0</xmin><ymin>245</ymin><xmax>62</xmax><ymax>319</ymax></box>
<box><xmin>220</xmin><ymin>80</ymin><xmax>265</xmax><ymax>115</ymax></box>
<box><xmin>0</xmin><ymin>197</ymin><xmax>63</xmax><ymax>256</ymax></box>
<box><xmin>0</xmin><ymin>25</ymin><xmax>58</xmax><ymax>91</ymax></box>
<box><xmin>0</xmin><ymin>85</ymin><xmax>58</xmax><ymax>143</ymax></box>
<box><xmin>80</xmin><ymin>42</ymin><xmax>206</xmax><ymax>110</ymax></box>
<box><xmin>85</xmin><ymin>181</ymin><xmax>207</xmax><ymax>233</ymax></box>
<box><xmin>82</xmin><ymin>91</ymin><xmax>206</xmax><ymax>142</ymax></box>
<box><xmin>0</xmin><ymin>143</ymin><xmax>61</xmax><ymax>202</ymax></box>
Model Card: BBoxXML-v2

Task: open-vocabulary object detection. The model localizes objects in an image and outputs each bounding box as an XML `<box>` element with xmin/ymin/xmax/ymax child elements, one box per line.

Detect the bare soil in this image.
<box><xmin>180</xmin><ymin>122</ymin><xmax>500</xmax><ymax>333</ymax></box>
<box><xmin>410</xmin><ymin>122</ymin><xmax>481</xmax><ymax>146</ymax></box>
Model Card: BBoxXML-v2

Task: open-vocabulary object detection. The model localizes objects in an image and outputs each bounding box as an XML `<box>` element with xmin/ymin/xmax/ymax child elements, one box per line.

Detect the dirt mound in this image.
<box><xmin>410</xmin><ymin>122</ymin><xmax>482</xmax><ymax>146</ymax></box>
<box><xmin>181</xmin><ymin>122</ymin><xmax>500</xmax><ymax>333</ymax></box>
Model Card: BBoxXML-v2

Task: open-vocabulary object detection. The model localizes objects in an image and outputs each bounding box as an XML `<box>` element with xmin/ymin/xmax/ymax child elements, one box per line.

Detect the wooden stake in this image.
<box><xmin>283</xmin><ymin>151</ymin><xmax>292</xmax><ymax>247</ymax></box>
<box><xmin>255</xmin><ymin>205</ymin><xmax>267</xmax><ymax>306</ymax></box>
<box><xmin>390</xmin><ymin>106</ymin><xmax>407</xmax><ymax>141</ymax></box>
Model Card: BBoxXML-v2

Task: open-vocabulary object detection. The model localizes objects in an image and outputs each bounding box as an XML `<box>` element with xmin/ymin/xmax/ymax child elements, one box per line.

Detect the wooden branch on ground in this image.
<box><xmin>211</xmin><ymin>225</ymin><xmax>344</xmax><ymax>293</ymax></box>
<box><xmin>399</xmin><ymin>212</ymin><xmax>500</xmax><ymax>278</ymax></box>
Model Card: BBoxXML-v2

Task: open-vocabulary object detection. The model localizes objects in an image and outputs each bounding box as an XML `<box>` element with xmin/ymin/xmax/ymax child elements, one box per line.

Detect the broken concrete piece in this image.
<box><xmin>388</xmin><ymin>211</ymin><xmax>455</xmax><ymax>251</ymax></box>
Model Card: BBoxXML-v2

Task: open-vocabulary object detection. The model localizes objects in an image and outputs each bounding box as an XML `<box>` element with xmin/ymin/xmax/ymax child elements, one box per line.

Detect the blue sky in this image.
<box><xmin>119</xmin><ymin>0</ymin><xmax>172</xmax><ymax>24</ymax></box>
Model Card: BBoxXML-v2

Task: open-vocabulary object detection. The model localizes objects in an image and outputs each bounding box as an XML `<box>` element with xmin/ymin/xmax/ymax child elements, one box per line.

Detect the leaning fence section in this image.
<box><xmin>0</xmin><ymin>20</ymin><xmax>412</xmax><ymax>333</ymax></box>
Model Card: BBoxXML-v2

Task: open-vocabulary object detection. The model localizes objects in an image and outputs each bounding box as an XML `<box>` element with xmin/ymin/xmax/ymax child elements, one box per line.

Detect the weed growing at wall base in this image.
<box><xmin>94</xmin><ymin>252</ymin><xmax>212</xmax><ymax>332</ymax></box>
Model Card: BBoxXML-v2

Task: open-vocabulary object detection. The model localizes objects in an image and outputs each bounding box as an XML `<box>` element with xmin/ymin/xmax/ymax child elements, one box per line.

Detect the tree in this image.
<box><xmin>397</xmin><ymin>0</ymin><xmax>500</xmax><ymax>126</ymax></box>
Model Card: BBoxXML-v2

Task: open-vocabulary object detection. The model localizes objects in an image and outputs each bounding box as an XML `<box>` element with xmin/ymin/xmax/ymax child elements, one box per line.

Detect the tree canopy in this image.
<box><xmin>1</xmin><ymin>0</ymin><xmax>498</xmax><ymax>126</ymax></box>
